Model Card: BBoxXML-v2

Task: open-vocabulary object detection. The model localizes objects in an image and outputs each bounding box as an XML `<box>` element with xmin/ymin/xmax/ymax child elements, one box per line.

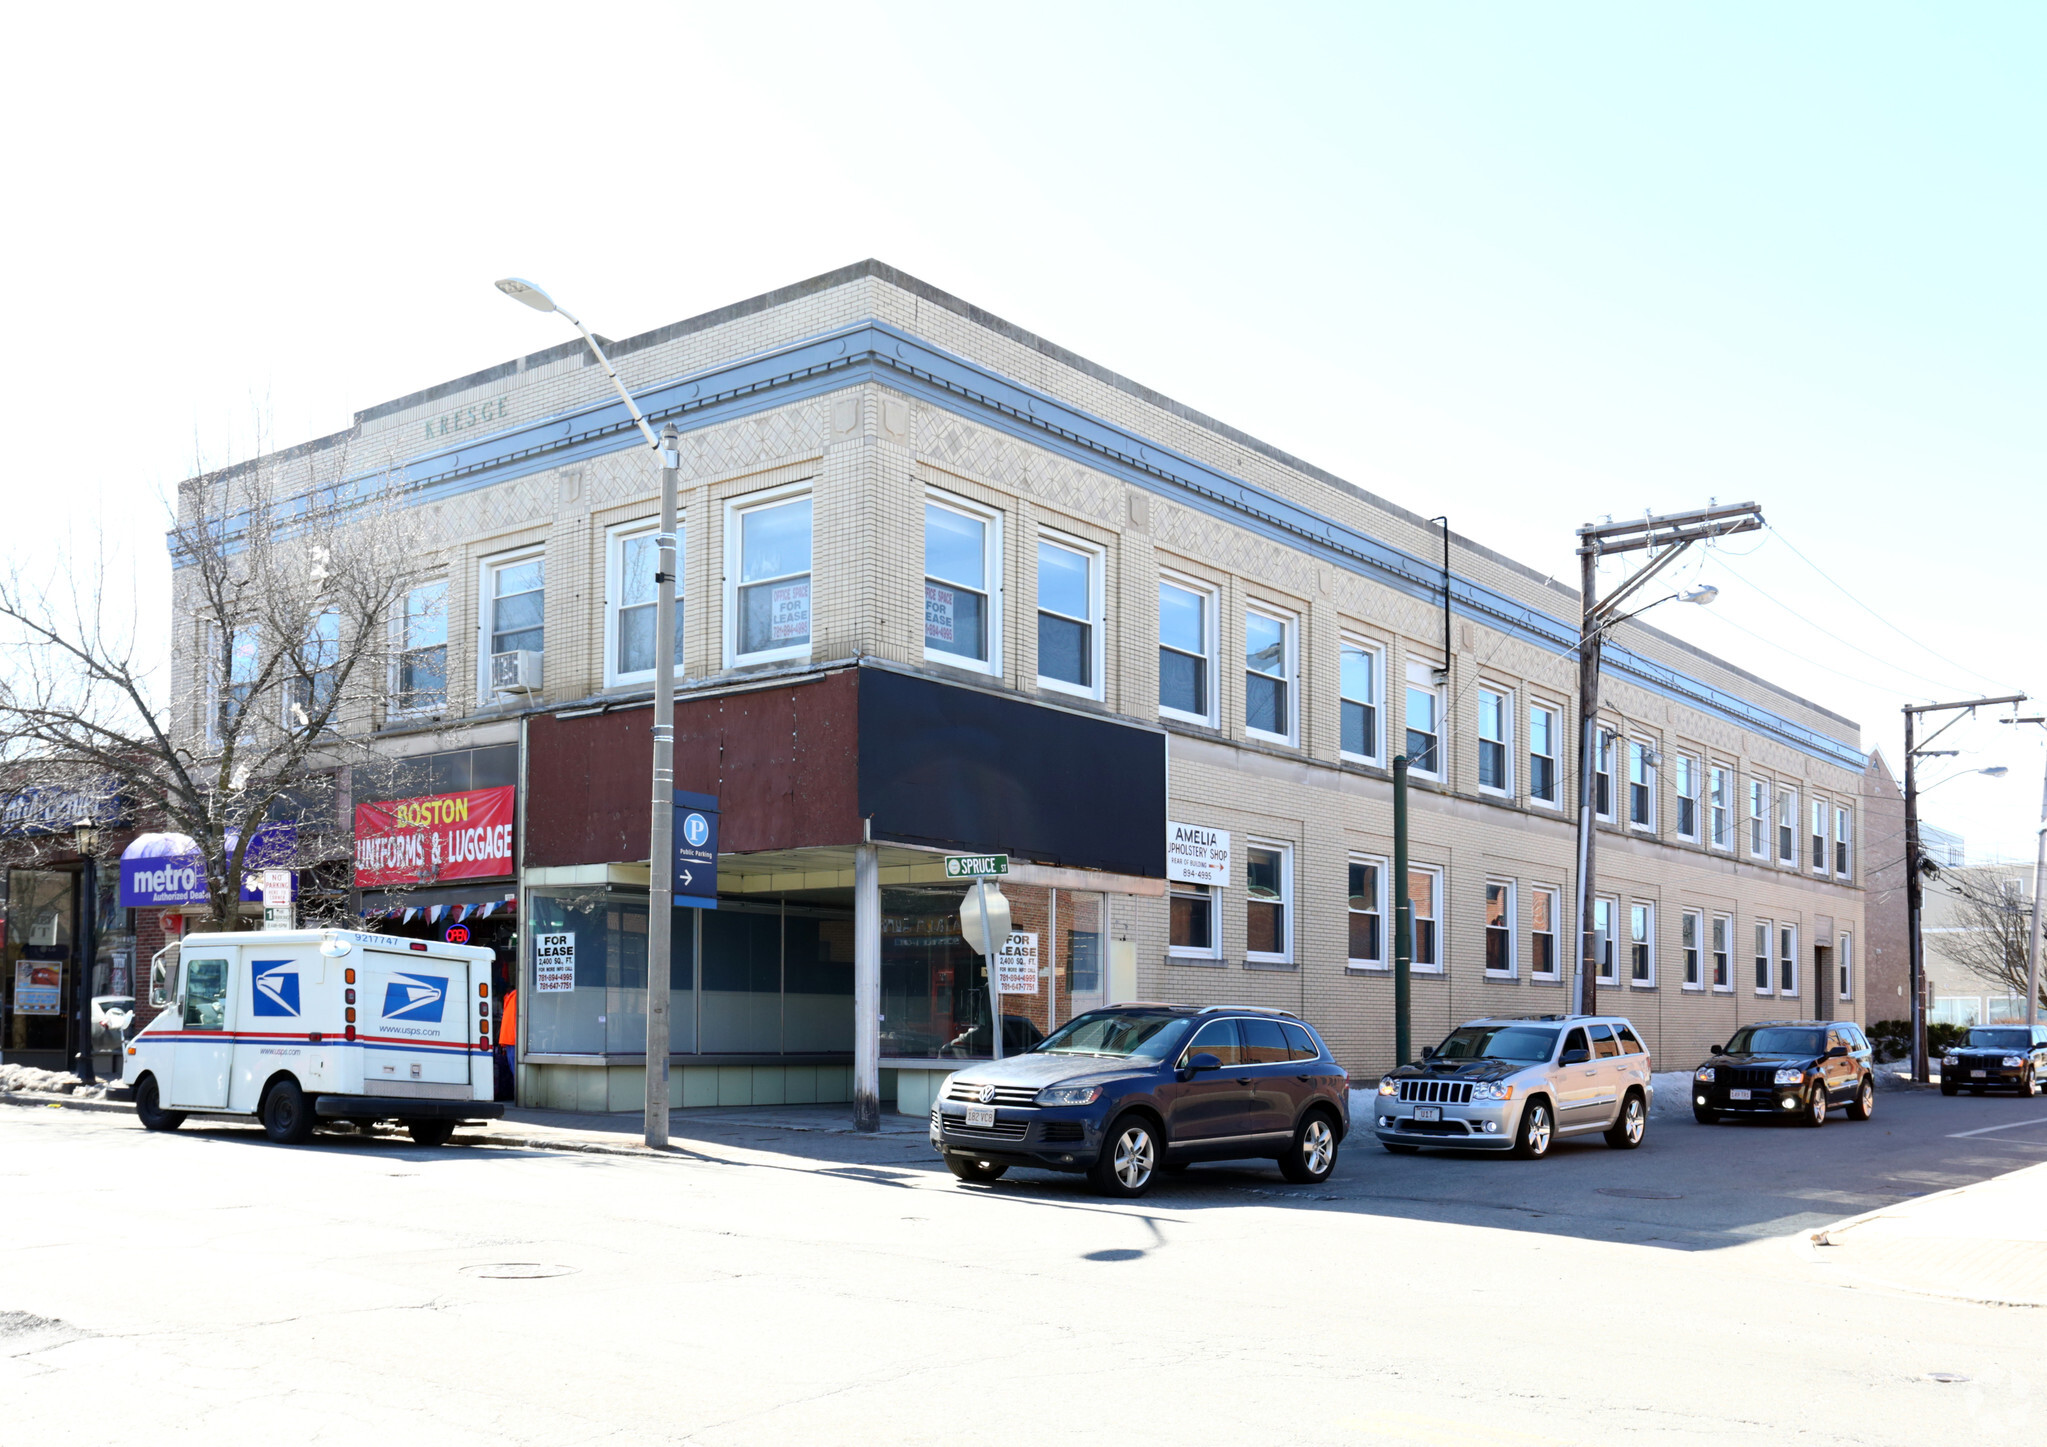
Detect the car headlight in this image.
<box><xmin>1035</xmin><ymin>1084</ymin><xmax>1101</xmax><ymax>1107</ymax></box>
<box><xmin>1773</xmin><ymin>1067</ymin><xmax>1805</xmax><ymax>1086</ymax></box>
<box><xmin>1471</xmin><ymin>1082</ymin><xmax>1515</xmax><ymax>1102</ymax></box>
<box><xmin>2004</xmin><ymin>1056</ymin><xmax>2027</xmax><ymax>1068</ymax></box>
<box><xmin>1694</xmin><ymin>1067</ymin><xmax>1716</xmax><ymax>1083</ymax></box>
<box><xmin>1377</xmin><ymin>1077</ymin><xmax>1399</xmax><ymax>1097</ymax></box>
<box><xmin>1943</xmin><ymin>1054</ymin><xmax>1960</xmax><ymax>1066</ymax></box>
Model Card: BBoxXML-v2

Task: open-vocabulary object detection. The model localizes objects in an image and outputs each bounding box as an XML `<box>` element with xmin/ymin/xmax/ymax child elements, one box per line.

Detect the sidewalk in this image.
<box><xmin>1808</xmin><ymin>1156</ymin><xmax>2047</xmax><ymax>1307</ymax></box>
<box><xmin>463</xmin><ymin>1102</ymin><xmax>928</xmax><ymax>1162</ymax></box>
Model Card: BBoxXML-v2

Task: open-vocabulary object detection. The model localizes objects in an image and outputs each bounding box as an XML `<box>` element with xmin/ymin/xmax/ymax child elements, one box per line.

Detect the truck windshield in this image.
<box><xmin>1967</xmin><ymin>1028</ymin><xmax>2033</xmax><ymax>1050</ymax></box>
<box><xmin>1036</xmin><ymin>1010</ymin><xmax>1192</xmax><ymax>1060</ymax></box>
<box><xmin>1431</xmin><ymin>1026</ymin><xmax>1557</xmax><ymax>1063</ymax></box>
<box><xmin>1725</xmin><ymin>1027</ymin><xmax>1824</xmax><ymax>1056</ymax></box>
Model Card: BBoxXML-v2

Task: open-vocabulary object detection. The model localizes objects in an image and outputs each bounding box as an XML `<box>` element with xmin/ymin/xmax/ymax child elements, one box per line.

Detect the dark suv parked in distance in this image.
<box><xmin>1941</xmin><ymin>1025</ymin><xmax>2047</xmax><ymax>1096</ymax></box>
<box><xmin>929</xmin><ymin>1004</ymin><xmax>1350</xmax><ymax>1198</ymax></box>
<box><xmin>1691</xmin><ymin>1021</ymin><xmax>1876</xmax><ymax>1126</ymax></box>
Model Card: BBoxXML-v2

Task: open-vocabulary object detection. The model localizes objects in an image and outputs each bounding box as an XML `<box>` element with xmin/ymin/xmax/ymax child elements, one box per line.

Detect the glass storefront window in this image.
<box><xmin>6</xmin><ymin>869</ymin><xmax>74</xmax><ymax>1055</ymax></box>
<box><xmin>526</xmin><ymin>887</ymin><xmax>696</xmax><ymax>1056</ymax></box>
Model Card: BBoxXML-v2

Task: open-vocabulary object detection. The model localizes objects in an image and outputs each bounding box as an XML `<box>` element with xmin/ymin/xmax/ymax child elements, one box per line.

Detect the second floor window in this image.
<box><xmin>1485</xmin><ymin>880</ymin><xmax>1513</xmax><ymax>975</ymax></box>
<box><xmin>1749</xmin><ymin>780</ymin><xmax>1769</xmax><ymax>857</ymax></box>
<box><xmin>735</xmin><ymin>493</ymin><xmax>812</xmax><ymax>660</ymax></box>
<box><xmin>1627</xmin><ymin>740</ymin><xmax>1654</xmax><ymax>828</ymax></box>
<box><xmin>1835</xmin><ymin>806</ymin><xmax>1853</xmax><ymax>877</ymax></box>
<box><xmin>1777</xmin><ymin>788</ymin><xmax>1798</xmax><ymax>865</ymax></box>
<box><xmin>1036</xmin><ymin>538</ymin><xmax>1095</xmax><ymax>693</ymax></box>
<box><xmin>1709</xmin><ymin>765</ymin><xmax>1731</xmax><ymax>848</ymax></box>
<box><xmin>1158</xmin><ymin>580</ymin><xmax>1211</xmax><ymax>721</ymax></box>
<box><xmin>1712</xmin><ymin>914</ymin><xmax>1732</xmax><ymax>990</ymax></box>
<box><xmin>1405</xmin><ymin>663</ymin><xmax>1441</xmax><ymax>775</ymax></box>
<box><xmin>1245</xmin><ymin>611</ymin><xmax>1291</xmax><ymax>740</ymax></box>
<box><xmin>1595</xmin><ymin>730</ymin><xmax>1615</xmax><ymax>818</ymax></box>
<box><xmin>1347</xmin><ymin>859</ymin><xmax>1383</xmax><ymax>965</ymax></box>
<box><xmin>395</xmin><ymin>580</ymin><xmax>447</xmax><ymax>711</ymax></box>
<box><xmin>1754</xmin><ymin>921</ymin><xmax>1772</xmax><ymax>992</ymax></box>
<box><xmin>1409</xmin><ymin>867</ymin><xmax>1441</xmax><ymax>968</ymax></box>
<box><xmin>1478</xmin><ymin>688</ymin><xmax>1509</xmax><ymax>792</ymax></box>
<box><xmin>1340</xmin><ymin>643</ymin><xmax>1378</xmax><ymax>760</ymax></box>
<box><xmin>214</xmin><ymin>623</ymin><xmax>260</xmax><ymax>739</ymax></box>
<box><xmin>1245</xmin><ymin>844</ymin><xmax>1290</xmax><ymax>959</ymax></box>
<box><xmin>1675</xmin><ymin>755</ymin><xmax>1699</xmax><ymax>839</ymax></box>
<box><xmin>287</xmin><ymin>608</ymin><xmax>340</xmax><ymax>731</ymax></box>
<box><xmin>1530</xmin><ymin>886</ymin><xmax>1559</xmax><ymax>976</ymax></box>
<box><xmin>924</xmin><ymin>499</ymin><xmax>994</xmax><ymax>667</ymax></box>
<box><xmin>1630</xmin><ymin>902</ymin><xmax>1653</xmax><ymax>983</ymax></box>
<box><xmin>1528</xmin><ymin>703</ymin><xmax>1558</xmax><ymax>803</ymax></box>
<box><xmin>488</xmin><ymin>555</ymin><xmax>544</xmax><ymax>660</ymax></box>
<box><xmin>1779</xmin><ymin>924</ymin><xmax>1798</xmax><ymax>995</ymax></box>
<box><xmin>613</xmin><ymin>525</ymin><xmax>684</xmax><ymax>681</ymax></box>
<box><xmin>1811</xmin><ymin>798</ymin><xmax>1828</xmax><ymax>873</ymax></box>
<box><xmin>1682</xmin><ymin>910</ymin><xmax>1701</xmax><ymax>987</ymax></box>
<box><xmin>1593</xmin><ymin>896</ymin><xmax>1616</xmax><ymax>983</ymax></box>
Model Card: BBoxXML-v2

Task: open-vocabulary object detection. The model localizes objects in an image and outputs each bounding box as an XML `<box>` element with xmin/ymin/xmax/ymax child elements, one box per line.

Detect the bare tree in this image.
<box><xmin>0</xmin><ymin>429</ymin><xmax>440</xmax><ymax>930</ymax></box>
<box><xmin>1931</xmin><ymin>869</ymin><xmax>2045</xmax><ymax>1011</ymax></box>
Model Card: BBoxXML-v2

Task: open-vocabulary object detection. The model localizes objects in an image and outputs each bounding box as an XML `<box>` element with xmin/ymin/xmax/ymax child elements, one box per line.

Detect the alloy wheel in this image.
<box><xmin>1114</xmin><ymin>1125</ymin><xmax>1156</xmax><ymax>1190</ymax></box>
<box><xmin>1523</xmin><ymin>1103</ymin><xmax>1552</xmax><ymax>1158</ymax></box>
<box><xmin>1623</xmin><ymin>1096</ymin><xmax>1645</xmax><ymax>1144</ymax></box>
<box><xmin>1301</xmin><ymin>1118</ymin><xmax>1335</xmax><ymax>1175</ymax></box>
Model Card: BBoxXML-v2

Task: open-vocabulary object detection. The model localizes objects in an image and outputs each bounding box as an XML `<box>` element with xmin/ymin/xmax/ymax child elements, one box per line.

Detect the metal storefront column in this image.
<box><xmin>853</xmin><ymin>840</ymin><xmax>881</xmax><ymax>1131</ymax></box>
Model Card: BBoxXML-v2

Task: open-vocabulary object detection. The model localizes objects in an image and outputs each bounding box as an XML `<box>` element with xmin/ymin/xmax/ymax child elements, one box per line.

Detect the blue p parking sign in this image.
<box><xmin>673</xmin><ymin>790</ymin><xmax>719</xmax><ymax>909</ymax></box>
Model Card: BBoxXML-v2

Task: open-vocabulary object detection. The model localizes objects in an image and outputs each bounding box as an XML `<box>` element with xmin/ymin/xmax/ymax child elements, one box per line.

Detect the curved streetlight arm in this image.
<box><xmin>555</xmin><ymin>309</ymin><xmax>663</xmax><ymax>454</ymax></box>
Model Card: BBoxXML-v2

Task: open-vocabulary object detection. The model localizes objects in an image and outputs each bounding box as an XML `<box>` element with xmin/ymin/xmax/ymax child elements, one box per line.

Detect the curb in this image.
<box><xmin>0</xmin><ymin>1091</ymin><xmax>134</xmax><ymax>1116</ymax></box>
<box><xmin>1800</xmin><ymin>1177</ymin><xmax>2047</xmax><ymax>1310</ymax></box>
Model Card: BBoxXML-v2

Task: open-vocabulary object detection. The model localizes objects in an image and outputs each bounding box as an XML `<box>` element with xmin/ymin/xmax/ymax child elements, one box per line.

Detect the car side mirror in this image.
<box><xmin>1419</xmin><ymin>1045</ymin><xmax>1436</xmax><ymax>1061</ymax></box>
<box><xmin>1186</xmin><ymin>1052</ymin><xmax>1222</xmax><ymax>1072</ymax></box>
<box><xmin>1710</xmin><ymin>1044</ymin><xmax>1725</xmax><ymax>1056</ymax></box>
<box><xmin>1560</xmin><ymin>1048</ymin><xmax>1590</xmax><ymax>1066</ymax></box>
<box><xmin>1826</xmin><ymin>1044</ymin><xmax>1848</xmax><ymax>1059</ymax></box>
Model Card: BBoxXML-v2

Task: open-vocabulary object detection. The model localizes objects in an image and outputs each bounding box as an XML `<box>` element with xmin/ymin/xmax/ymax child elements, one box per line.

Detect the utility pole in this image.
<box><xmin>1904</xmin><ymin>695</ymin><xmax>2028</xmax><ymax>1080</ymax></box>
<box><xmin>1999</xmin><ymin>716</ymin><xmax>2047</xmax><ymax>1027</ymax></box>
<box><xmin>1573</xmin><ymin>503</ymin><xmax>1764</xmax><ymax>1016</ymax></box>
<box><xmin>645</xmin><ymin>424</ymin><xmax>681</xmax><ymax>1148</ymax></box>
<box><xmin>1393</xmin><ymin>753</ymin><xmax>1412</xmax><ymax>1067</ymax></box>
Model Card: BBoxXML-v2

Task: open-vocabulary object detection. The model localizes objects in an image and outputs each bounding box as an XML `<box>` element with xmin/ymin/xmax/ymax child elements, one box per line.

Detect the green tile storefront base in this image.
<box><xmin>522</xmin><ymin>1062</ymin><xmax>858</xmax><ymax>1114</ymax></box>
<box><xmin>894</xmin><ymin>1067</ymin><xmax>952</xmax><ymax>1116</ymax></box>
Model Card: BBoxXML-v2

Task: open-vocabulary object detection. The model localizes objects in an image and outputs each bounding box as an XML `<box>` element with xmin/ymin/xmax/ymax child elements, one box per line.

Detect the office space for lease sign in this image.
<box><xmin>1166</xmin><ymin>823</ymin><xmax>1230</xmax><ymax>886</ymax></box>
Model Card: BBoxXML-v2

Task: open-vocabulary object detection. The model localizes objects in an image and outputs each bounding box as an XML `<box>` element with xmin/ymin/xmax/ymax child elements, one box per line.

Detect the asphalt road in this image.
<box><xmin>5</xmin><ymin>1085</ymin><xmax>2045</xmax><ymax>1446</ymax></box>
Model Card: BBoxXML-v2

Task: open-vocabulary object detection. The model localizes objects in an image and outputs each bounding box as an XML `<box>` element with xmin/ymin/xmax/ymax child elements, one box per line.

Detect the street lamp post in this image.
<box><xmin>72</xmin><ymin>816</ymin><xmax>99</xmax><ymax>1084</ymax></box>
<box><xmin>495</xmin><ymin>278</ymin><xmax>681</xmax><ymax>1149</ymax></box>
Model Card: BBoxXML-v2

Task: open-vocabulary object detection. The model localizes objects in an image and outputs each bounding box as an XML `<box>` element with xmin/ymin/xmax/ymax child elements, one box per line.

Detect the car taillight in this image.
<box><xmin>345</xmin><ymin>1024</ymin><xmax>356</xmax><ymax>1041</ymax></box>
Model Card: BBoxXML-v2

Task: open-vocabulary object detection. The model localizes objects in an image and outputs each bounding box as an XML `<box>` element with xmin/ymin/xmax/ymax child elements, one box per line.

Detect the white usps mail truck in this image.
<box><xmin>124</xmin><ymin>928</ymin><xmax>504</xmax><ymax>1146</ymax></box>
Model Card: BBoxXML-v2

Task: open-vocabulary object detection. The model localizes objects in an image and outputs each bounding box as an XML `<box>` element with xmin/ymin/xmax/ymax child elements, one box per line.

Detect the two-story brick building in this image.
<box><xmin>166</xmin><ymin>260</ymin><xmax>1868</xmax><ymax>1118</ymax></box>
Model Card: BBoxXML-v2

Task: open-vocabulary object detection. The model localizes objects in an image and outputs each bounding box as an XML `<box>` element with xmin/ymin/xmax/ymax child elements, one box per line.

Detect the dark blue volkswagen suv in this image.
<box><xmin>929</xmin><ymin>1004</ymin><xmax>1350</xmax><ymax>1197</ymax></box>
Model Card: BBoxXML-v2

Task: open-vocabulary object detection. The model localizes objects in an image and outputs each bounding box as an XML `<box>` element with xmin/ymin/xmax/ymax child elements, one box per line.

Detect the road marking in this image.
<box><xmin>1945</xmin><ymin>1115</ymin><xmax>2047</xmax><ymax>1139</ymax></box>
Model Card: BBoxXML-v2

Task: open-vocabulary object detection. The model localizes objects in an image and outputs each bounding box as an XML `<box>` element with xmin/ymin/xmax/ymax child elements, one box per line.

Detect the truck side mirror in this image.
<box><xmin>148</xmin><ymin>951</ymin><xmax>175</xmax><ymax>1008</ymax></box>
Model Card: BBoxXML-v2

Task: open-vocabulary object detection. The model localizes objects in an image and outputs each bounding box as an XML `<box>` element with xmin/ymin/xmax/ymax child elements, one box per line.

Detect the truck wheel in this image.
<box><xmin>1513</xmin><ymin>1099</ymin><xmax>1554</xmax><ymax>1160</ymax></box>
<box><xmin>1278</xmin><ymin>1111</ymin><xmax>1340</xmax><ymax>1183</ymax></box>
<box><xmin>945</xmin><ymin>1155</ymin><xmax>1008</xmax><ymax>1182</ymax></box>
<box><xmin>1847</xmin><ymin>1077</ymin><xmax>1876</xmax><ymax>1121</ymax></box>
<box><xmin>261</xmin><ymin>1079</ymin><xmax>314</xmax><ymax>1145</ymax></box>
<box><xmin>134</xmin><ymin>1076</ymin><xmax>185</xmax><ymax>1133</ymax></box>
<box><xmin>1604</xmin><ymin>1090</ymin><xmax>1647</xmax><ymax>1149</ymax></box>
<box><xmin>1088</xmin><ymin>1113</ymin><xmax>1160</xmax><ymax>1198</ymax></box>
<box><xmin>407</xmin><ymin>1120</ymin><xmax>457</xmax><ymax>1147</ymax></box>
<box><xmin>1800</xmin><ymin>1084</ymin><xmax>1828</xmax><ymax>1128</ymax></box>
<box><xmin>1940</xmin><ymin>1080</ymin><xmax>1958</xmax><ymax>1097</ymax></box>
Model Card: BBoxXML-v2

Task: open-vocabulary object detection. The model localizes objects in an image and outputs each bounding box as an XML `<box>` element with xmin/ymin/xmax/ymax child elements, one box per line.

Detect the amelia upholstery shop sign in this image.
<box><xmin>354</xmin><ymin>786</ymin><xmax>515</xmax><ymax>889</ymax></box>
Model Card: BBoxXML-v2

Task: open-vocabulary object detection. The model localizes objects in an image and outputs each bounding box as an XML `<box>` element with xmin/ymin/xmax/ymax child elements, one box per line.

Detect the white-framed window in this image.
<box><xmin>1779</xmin><ymin>923</ymin><xmax>1798</xmax><ymax>996</ymax></box>
<box><xmin>605</xmin><ymin>519</ymin><xmax>685</xmax><ymax>687</ymax></box>
<box><xmin>1484</xmin><ymin>879</ymin><xmax>1515</xmax><ymax>977</ymax></box>
<box><xmin>1675</xmin><ymin>754</ymin><xmax>1700</xmax><ymax>841</ymax></box>
<box><xmin>1595</xmin><ymin>729</ymin><xmax>1616</xmax><ymax>820</ymax></box>
<box><xmin>1244</xmin><ymin>608</ymin><xmax>1295</xmax><ymax>743</ymax></box>
<box><xmin>1528</xmin><ymin>702</ymin><xmax>1560</xmax><ymax>806</ymax></box>
<box><xmin>1711</xmin><ymin>914</ymin><xmax>1733</xmax><ymax>991</ymax></box>
<box><xmin>1158</xmin><ymin>575</ymin><xmax>1216</xmax><ymax>725</ymax></box>
<box><xmin>726</xmin><ymin>487</ymin><xmax>813</xmax><ymax>667</ymax></box>
<box><xmin>1594</xmin><ymin>895</ymin><xmax>1617</xmax><ymax>983</ymax></box>
<box><xmin>1681</xmin><ymin>909</ymin><xmax>1703</xmax><ymax>989</ymax></box>
<box><xmin>1834</xmin><ymin>805</ymin><xmax>1853</xmax><ymax>878</ymax></box>
<box><xmin>286</xmin><ymin>608</ymin><xmax>340</xmax><ymax>733</ymax></box>
<box><xmin>211</xmin><ymin>621</ymin><xmax>261</xmax><ymax>742</ymax></box>
<box><xmin>1753</xmin><ymin>920</ymin><xmax>1773</xmax><ymax>994</ymax></box>
<box><xmin>1339</xmin><ymin>639</ymin><xmax>1382</xmax><ymax>762</ymax></box>
<box><xmin>1409</xmin><ymin>865</ymin><xmax>1443</xmax><ymax>971</ymax></box>
<box><xmin>1777</xmin><ymin>788</ymin><xmax>1798</xmax><ymax>866</ymax></box>
<box><xmin>479</xmin><ymin>548</ymin><xmax>543</xmax><ymax>698</ymax></box>
<box><xmin>1748</xmin><ymin>779</ymin><xmax>1770</xmax><ymax>858</ymax></box>
<box><xmin>1530</xmin><ymin>885</ymin><xmax>1561</xmax><ymax>978</ymax></box>
<box><xmin>1405</xmin><ymin>661</ymin><xmax>1442</xmax><ymax>777</ymax></box>
<box><xmin>1709</xmin><ymin>765</ymin><xmax>1732</xmax><ymax>850</ymax></box>
<box><xmin>1837</xmin><ymin>932</ymin><xmax>1854</xmax><ymax>1001</ymax></box>
<box><xmin>1169</xmin><ymin>880</ymin><xmax>1217</xmax><ymax>959</ymax></box>
<box><xmin>1810</xmin><ymin>797</ymin><xmax>1828</xmax><ymax>874</ymax></box>
<box><xmin>1478</xmin><ymin>687</ymin><xmax>1511</xmax><ymax>794</ymax></box>
<box><xmin>1629</xmin><ymin>901</ymin><xmax>1654</xmax><ymax>985</ymax></box>
<box><xmin>1346</xmin><ymin>857</ymin><xmax>1386</xmax><ymax>968</ymax></box>
<box><xmin>924</xmin><ymin>493</ymin><xmax>1001</xmax><ymax>673</ymax></box>
<box><xmin>392</xmin><ymin>579</ymin><xmax>448</xmax><ymax>713</ymax></box>
<box><xmin>1627</xmin><ymin>739</ymin><xmax>1655</xmax><ymax>830</ymax></box>
<box><xmin>1245</xmin><ymin>842</ymin><xmax>1292</xmax><ymax>964</ymax></box>
<box><xmin>1035</xmin><ymin>532</ymin><xmax>1101</xmax><ymax>698</ymax></box>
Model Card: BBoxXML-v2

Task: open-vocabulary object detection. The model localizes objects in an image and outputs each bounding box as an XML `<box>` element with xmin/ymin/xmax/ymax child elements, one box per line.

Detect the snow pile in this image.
<box><xmin>0</xmin><ymin>1063</ymin><xmax>110</xmax><ymax>1099</ymax></box>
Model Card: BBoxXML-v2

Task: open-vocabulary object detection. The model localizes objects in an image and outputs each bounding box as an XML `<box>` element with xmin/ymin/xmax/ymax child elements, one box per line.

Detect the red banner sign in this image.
<box><xmin>354</xmin><ymin>786</ymin><xmax>515</xmax><ymax>888</ymax></box>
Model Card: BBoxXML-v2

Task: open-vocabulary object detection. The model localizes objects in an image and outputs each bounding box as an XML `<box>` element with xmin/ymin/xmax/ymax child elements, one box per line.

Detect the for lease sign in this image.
<box><xmin>354</xmin><ymin>786</ymin><xmax>515</xmax><ymax>888</ymax></box>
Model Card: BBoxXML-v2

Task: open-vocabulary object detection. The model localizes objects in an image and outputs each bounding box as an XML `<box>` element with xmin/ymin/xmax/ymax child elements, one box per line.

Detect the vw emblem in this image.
<box><xmin>977</xmin><ymin>1084</ymin><xmax>997</xmax><ymax>1104</ymax></box>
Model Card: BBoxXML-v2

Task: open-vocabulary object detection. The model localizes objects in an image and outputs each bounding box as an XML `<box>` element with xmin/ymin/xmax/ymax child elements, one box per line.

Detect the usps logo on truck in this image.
<box><xmin>381</xmin><ymin>973</ymin><xmax>448</xmax><ymax>1023</ymax></box>
<box><xmin>250</xmin><ymin>959</ymin><xmax>300</xmax><ymax>1017</ymax></box>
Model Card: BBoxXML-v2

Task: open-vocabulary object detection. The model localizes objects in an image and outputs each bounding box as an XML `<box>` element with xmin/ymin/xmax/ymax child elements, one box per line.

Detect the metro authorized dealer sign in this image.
<box><xmin>354</xmin><ymin>786</ymin><xmax>515</xmax><ymax>888</ymax></box>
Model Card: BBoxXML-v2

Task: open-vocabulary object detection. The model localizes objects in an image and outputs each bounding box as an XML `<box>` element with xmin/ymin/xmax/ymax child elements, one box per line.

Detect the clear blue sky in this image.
<box><xmin>2</xmin><ymin>2</ymin><xmax>2039</xmax><ymax>853</ymax></box>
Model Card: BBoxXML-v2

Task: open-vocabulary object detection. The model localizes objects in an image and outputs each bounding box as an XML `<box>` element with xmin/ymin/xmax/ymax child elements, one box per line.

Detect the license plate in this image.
<box><xmin>1413</xmin><ymin>1105</ymin><xmax>1441</xmax><ymax>1122</ymax></box>
<box><xmin>965</xmin><ymin>1105</ymin><xmax>996</xmax><ymax>1129</ymax></box>
<box><xmin>1972</xmin><ymin>1071</ymin><xmax>1987</xmax><ymax>1079</ymax></box>
<box><xmin>1729</xmin><ymin>1088</ymin><xmax>1751</xmax><ymax>1101</ymax></box>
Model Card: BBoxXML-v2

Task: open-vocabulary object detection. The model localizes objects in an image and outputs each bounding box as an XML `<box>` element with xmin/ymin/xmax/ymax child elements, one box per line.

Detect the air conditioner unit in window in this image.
<box><xmin>490</xmin><ymin>650</ymin><xmax>543</xmax><ymax>694</ymax></box>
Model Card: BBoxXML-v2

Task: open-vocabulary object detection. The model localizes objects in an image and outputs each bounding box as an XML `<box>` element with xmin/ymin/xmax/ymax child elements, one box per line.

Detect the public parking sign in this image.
<box><xmin>673</xmin><ymin>790</ymin><xmax>719</xmax><ymax>909</ymax></box>
<box><xmin>944</xmin><ymin>854</ymin><xmax>1009</xmax><ymax>879</ymax></box>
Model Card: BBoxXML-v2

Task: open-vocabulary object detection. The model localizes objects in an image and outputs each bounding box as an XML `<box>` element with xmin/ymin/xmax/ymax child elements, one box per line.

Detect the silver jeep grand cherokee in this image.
<box><xmin>1371</xmin><ymin>1015</ymin><xmax>1654</xmax><ymax>1159</ymax></box>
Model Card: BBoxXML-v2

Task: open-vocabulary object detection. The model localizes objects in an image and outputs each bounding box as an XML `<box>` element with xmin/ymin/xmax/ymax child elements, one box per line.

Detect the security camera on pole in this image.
<box><xmin>950</xmin><ymin>854</ymin><xmax>1013</xmax><ymax>1060</ymax></box>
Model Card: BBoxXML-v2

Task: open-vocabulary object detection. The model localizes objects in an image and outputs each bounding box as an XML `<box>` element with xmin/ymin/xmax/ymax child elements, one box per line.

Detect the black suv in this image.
<box><xmin>1690</xmin><ymin>1021</ymin><xmax>1876</xmax><ymax>1126</ymax></box>
<box><xmin>929</xmin><ymin>1004</ymin><xmax>1350</xmax><ymax>1198</ymax></box>
<box><xmin>1941</xmin><ymin>1025</ymin><xmax>2047</xmax><ymax>1096</ymax></box>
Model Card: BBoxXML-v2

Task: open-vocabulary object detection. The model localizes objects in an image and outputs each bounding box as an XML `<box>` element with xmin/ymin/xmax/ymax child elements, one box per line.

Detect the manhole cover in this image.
<box><xmin>1595</xmin><ymin>1187</ymin><xmax>1683</xmax><ymax>1200</ymax></box>
<box><xmin>1926</xmin><ymin>1372</ymin><xmax>1970</xmax><ymax>1384</ymax></box>
<box><xmin>461</xmin><ymin>1263</ymin><xmax>579</xmax><ymax>1280</ymax></box>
